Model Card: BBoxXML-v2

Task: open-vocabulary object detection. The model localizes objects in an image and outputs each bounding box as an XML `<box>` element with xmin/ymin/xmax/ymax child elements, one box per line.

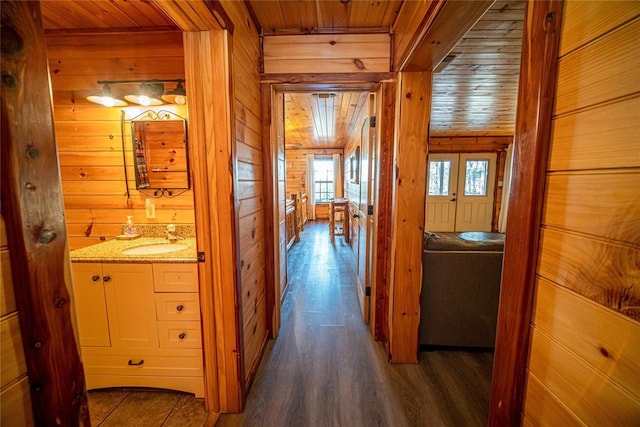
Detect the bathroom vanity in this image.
<box><xmin>70</xmin><ymin>237</ymin><xmax>204</xmax><ymax>397</ymax></box>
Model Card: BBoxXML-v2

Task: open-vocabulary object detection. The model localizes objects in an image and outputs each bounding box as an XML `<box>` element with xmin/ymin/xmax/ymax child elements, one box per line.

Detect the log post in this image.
<box><xmin>0</xmin><ymin>1</ymin><xmax>89</xmax><ymax>424</ymax></box>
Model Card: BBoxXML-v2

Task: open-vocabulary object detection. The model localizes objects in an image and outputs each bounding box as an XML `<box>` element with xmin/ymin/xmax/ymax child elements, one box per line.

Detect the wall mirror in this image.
<box><xmin>125</xmin><ymin>110</ymin><xmax>190</xmax><ymax>195</ymax></box>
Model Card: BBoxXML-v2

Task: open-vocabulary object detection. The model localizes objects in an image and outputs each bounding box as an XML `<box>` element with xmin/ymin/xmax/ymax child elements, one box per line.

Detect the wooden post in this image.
<box><xmin>489</xmin><ymin>1</ymin><xmax>564</xmax><ymax>425</ymax></box>
<box><xmin>388</xmin><ymin>72</ymin><xmax>431</xmax><ymax>363</ymax></box>
<box><xmin>184</xmin><ymin>30</ymin><xmax>243</xmax><ymax>413</ymax></box>
<box><xmin>0</xmin><ymin>1</ymin><xmax>89</xmax><ymax>424</ymax></box>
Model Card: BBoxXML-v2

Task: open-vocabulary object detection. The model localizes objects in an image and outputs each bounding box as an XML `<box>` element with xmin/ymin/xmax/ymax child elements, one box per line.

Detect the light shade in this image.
<box><xmin>162</xmin><ymin>81</ymin><xmax>187</xmax><ymax>105</ymax></box>
<box><xmin>86</xmin><ymin>84</ymin><xmax>128</xmax><ymax>107</ymax></box>
<box><xmin>124</xmin><ymin>81</ymin><xmax>164</xmax><ymax>106</ymax></box>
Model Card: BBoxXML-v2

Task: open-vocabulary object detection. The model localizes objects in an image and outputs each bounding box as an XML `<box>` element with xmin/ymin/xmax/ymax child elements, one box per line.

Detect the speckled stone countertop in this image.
<box><xmin>70</xmin><ymin>237</ymin><xmax>198</xmax><ymax>263</ymax></box>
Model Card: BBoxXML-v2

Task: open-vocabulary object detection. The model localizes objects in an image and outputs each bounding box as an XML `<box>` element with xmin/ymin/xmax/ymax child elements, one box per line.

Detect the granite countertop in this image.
<box><xmin>70</xmin><ymin>237</ymin><xmax>198</xmax><ymax>263</ymax></box>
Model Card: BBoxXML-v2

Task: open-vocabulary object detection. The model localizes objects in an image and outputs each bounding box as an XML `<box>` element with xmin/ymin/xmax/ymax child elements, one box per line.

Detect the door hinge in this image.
<box><xmin>365</xmin><ymin>287</ymin><xmax>371</xmax><ymax>297</ymax></box>
<box><xmin>367</xmin><ymin>204</ymin><xmax>374</xmax><ymax>216</ymax></box>
<box><xmin>197</xmin><ymin>251</ymin><xmax>206</xmax><ymax>262</ymax></box>
<box><xmin>370</xmin><ymin>116</ymin><xmax>376</xmax><ymax>127</ymax></box>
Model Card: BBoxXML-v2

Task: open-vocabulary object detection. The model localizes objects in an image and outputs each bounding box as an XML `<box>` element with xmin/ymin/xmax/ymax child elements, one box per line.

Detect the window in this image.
<box><xmin>464</xmin><ymin>160</ymin><xmax>489</xmax><ymax>196</ymax></box>
<box><xmin>428</xmin><ymin>160</ymin><xmax>451</xmax><ymax>196</ymax></box>
<box><xmin>314</xmin><ymin>158</ymin><xmax>334</xmax><ymax>202</ymax></box>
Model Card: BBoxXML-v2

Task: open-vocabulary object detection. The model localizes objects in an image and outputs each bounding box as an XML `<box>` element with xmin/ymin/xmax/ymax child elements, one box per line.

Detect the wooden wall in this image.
<box><xmin>344</xmin><ymin>101</ymin><xmax>369</xmax><ymax>244</ymax></box>
<box><xmin>523</xmin><ymin>3</ymin><xmax>640</xmax><ymax>425</ymax></box>
<box><xmin>45</xmin><ymin>31</ymin><xmax>194</xmax><ymax>250</ymax></box>
<box><xmin>429</xmin><ymin>136</ymin><xmax>512</xmax><ymax>231</ymax></box>
<box><xmin>221</xmin><ymin>0</ymin><xmax>268</xmax><ymax>387</ymax></box>
<box><xmin>263</xmin><ymin>34</ymin><xmax>390</xmax><ymax>74</ymax></box>
<box><xmin>0</xmin><ymin>215</ymin><xmax>34</xmax><ymax>426</ymax></box>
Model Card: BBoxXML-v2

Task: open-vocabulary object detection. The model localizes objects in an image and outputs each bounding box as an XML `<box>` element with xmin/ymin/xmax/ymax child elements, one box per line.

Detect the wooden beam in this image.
<box><xmin>184</xmin><ymin>30</ymin><xmax>244</xmax><ymax>413</ymax></box>
<box><xmin>388</xmin><ymin>72</ymin><xmax>431</xmax><ymax>363</ymax></box>
<box><xmin>262</xmin><ymin>72</ymin><xmax>393</xmax><ymax>85</ymax></box>
<box><xmin>154</xmin><ymin>0</ymin><xmax>231</xmax><ymax>32</ymax></box>
<box><xmin>489</xmin><ymin>1</ymin><xmax>564</xmax><ymax>425</ymax></box>
<box><xmin>401</xmin><ymin>0</ymin><xmax>495</xmax><ymax>72</ymax></box>
<box><xmin>0</xmin><ymin>1</ymin><xmax>89</xmax><ymax>424</ymax></box>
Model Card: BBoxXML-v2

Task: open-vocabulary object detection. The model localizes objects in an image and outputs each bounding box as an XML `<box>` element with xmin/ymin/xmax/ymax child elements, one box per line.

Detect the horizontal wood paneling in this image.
<box><xmin>528</xmin><ymin>327</ymin><xmax>640</xmax><ymax>426</ymax></box>
<box><xmin>549</xmin><ymin>95</ymin><xmax>640</xmax><ymax>171</ymax></box>
<box><xmin>1</xmin><ymin>314</ymin><xmax>27</xmax><ymax>389</ymax></box>
<box><xmin>263</xmin><ymin>34</ymin><xmax>390</xmax><ymax>74</ymax></box>
<box><xmin>45</xmin><ymin>31</ymin><xmax>194</xmax><ymax>250</ymax></box>
<box><xmin>526</xmin><ymin>5</ymin><xmax>640</xmax><ymax>424</ymax></box>
<box><xmin>559</xmin><ymin>1</ymin><xmax>640</xmax><ymax>56</ymax></box>
<box><xmin>537</xmin><ymin>228</ymin><xmax>639</xmax><ymax>320</ymax></box>
<box><xmin>542</xmin><ymin>172</ymin><xmax>640</xmax><ymax>243</ymax></box>
<box><xmin>0</xmin><ymin>377</ymin><xmax>34</xmax><ymax>427</ymax></box>
<box><xmin>222</xmin><ymin>0</ymin><xmax>267</xmax><ymax>388</ymax></box>
<box><xmin>554</xmin><ymin>18</ymin><xmax>640</xmax><ymax>115</ymax></box>
<box><xmin>523</xmin><ymin>373</ymin><xmax>583</xmax><ymax>427</ymax></box>
<box><xmin>0</xmin><ymin>212</ymin><xmax>32</xmax><ymax>425</ymax></box>
<box><xmin>532</xmin><ymin>278</ymin><xmax>640</xmax><ymax>399</ymax></box>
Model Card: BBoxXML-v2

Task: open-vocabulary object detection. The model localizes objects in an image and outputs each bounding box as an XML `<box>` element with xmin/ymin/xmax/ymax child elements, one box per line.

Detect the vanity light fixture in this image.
<box><xmin>161</xmin><ymin>81</ymin><xmax>187</xmax><ymax>105</ymax></box>
<box><xmin>86</xmin><ymin>83</ymin><xmax>128</xmax><ymax>107</ymax></box>
<box><xmin>125</xmin><ymin>81</ymin><xmax>164</xmax><ymax>106</ymax></box>
<box><xmin>86</xmin><ymin>79</ymin><xmax>187</xmax><ymax>107</ymax></box>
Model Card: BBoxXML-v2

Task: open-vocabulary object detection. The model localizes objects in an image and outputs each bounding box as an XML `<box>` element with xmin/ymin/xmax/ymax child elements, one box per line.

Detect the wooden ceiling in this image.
<box><xmin>248</xmin><ymin>0</ymin><xmax>403</xmax><ymax>34</ymax></box>
<box><xmin>40</xmin><ymin>0</ymin><xmax>525</xmax><ymax>143</ymax></box>
<box><xmin>430</xmin><ymin>1</ymin><xmax>525</xmax><ymax>136</ymax></box>
<box><xmin>284</xmin><ymin>92</ymin><xmax>369</xmax><ymax>150</ymax></box>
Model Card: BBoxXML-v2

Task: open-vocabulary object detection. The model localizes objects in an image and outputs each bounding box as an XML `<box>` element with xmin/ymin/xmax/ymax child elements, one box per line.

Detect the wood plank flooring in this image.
<box><xmin>218</xmin><ymin>221</ymin><xmax>494</xmax><ymax>427</ymax></box>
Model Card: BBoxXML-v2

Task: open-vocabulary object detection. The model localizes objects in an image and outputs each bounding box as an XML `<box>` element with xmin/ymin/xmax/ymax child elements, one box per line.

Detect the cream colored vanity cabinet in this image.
<box><xmin>71</xmin><ymin>262</ymin><xmax>204</xmax><ymax>397</ymax></box>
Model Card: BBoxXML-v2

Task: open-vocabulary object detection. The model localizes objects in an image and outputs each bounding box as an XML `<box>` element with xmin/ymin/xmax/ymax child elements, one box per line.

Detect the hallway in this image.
<box><xmin>217</xmin><ymin>221</ymin><xmax>493</xmax><ymax>427</ymax></box>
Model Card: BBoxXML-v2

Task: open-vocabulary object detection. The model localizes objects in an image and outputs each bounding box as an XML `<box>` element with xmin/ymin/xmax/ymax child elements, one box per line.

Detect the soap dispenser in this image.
<box><xmin>124</xmin><ymin>215</ymin><xmax>137</xmax><ymax>236</ymax></box>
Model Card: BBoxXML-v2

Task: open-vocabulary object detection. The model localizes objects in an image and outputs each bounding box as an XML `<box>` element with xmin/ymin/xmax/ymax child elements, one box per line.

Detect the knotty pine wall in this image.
<box><xmin>523</xmin><ymin>3</ymin><xmax>640</xmax><ymax>425</ymax></box>
<box><xmin>221</xmin><ymin>0</ymin><xmax>267</xmax><ymax>386</ymax></box>
<box><xmin>0</xmin><ymin>215</ymin><xmax>34</xmax><ymax>426</ymax></box>
<box><xmin>45</xmin><ymin>31</ymin><xmax>194</xmax><ymax>251</ymax></box>
<box><xmin>429</xmin><ymin>136</ymin><xmax>512</xmax><ymax>231</ymax></box>
<box><xmin>285</xmin><ymin>148</ymin><xmax>343</xmax><ymax>220</ymax></box>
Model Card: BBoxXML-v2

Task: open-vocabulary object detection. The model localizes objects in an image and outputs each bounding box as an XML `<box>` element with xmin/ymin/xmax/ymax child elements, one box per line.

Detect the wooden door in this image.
<box><xmin>71</xmin><ymin>263</ymin><xmax>111</xmax><ymax>347</ymax></box>
<box><xmin>454</xmin><ymin>153</ymin><xmax>496</xmax><ymax>232</ymax></box>
<box><xmin>276</xmin><ymin>93</ymin><xmax>288</xmax><ymax>301</ymax></box>
<box><xmin>356</xmin><ymin>115</ymin><xmax>371</xmax><ymax>322</ymax></box>
<box><xmin>424</xmin><ymin>153</ymin><xmax>459</xmax><ymax>232</ymax></box>
<box><xmin>103</xmin><ymin>263</ymin><xmax>158</xmax><ymax>348</ymax></box>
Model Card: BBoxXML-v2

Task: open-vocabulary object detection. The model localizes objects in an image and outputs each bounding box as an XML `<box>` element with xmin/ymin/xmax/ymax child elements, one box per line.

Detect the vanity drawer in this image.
<box><xmin>82</xmin><ymin>347</ymin><xmax>203</xmax><ymax>377</ymax></box>
<box><xmin>157</xmin><ymin>321</ymin><xmax>202</xmax><ymax>349</ymax></box>
<box><xmin>153</xmin><ymin>263</ymin><xmax>198</xmax><ymax>293</ymax></box>
<box><xmin>155</xmin><ymin>293</ymin><xmax>200</xmax><ymax>321</ymax></box>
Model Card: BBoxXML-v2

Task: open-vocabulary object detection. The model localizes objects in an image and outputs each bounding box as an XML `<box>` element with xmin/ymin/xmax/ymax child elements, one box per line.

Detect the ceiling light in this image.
<box><xmin>162</xmin><ymin>81</ymin><xmax>187</xmax><ymax>105</ymax></box>
<box><xmin>86</xmin><ymin>84</ymin><xmax>128</xmax><ymax>107</ymax></box>
<box><xmin>125</xmin><ymin>81</ymin><xmax>164</xmax><ymax>106</ymax></box>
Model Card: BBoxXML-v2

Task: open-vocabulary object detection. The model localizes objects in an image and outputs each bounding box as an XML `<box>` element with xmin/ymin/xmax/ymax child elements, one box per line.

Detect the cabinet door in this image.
<box><xmin>103</xmin><ymin>264</ymin><xmax>158</xmax><ymax>349</ymax></box>
<box><xmin>71</xmin><ymin>263</ymin><xmax>110</xmax><ymax>347</ymax></box>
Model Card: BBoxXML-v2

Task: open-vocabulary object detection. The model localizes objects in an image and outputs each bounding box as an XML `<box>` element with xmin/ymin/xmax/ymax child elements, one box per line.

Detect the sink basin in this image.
<box><xmin>122</xmin><ymin>243</ymin><xmax>188</xmax><ymax>255</ymax></box>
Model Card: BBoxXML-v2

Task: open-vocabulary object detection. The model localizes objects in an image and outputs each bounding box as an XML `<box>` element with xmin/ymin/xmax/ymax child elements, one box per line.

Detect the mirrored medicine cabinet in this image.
<box><xmin>122</xmin><ymin>109</ymin><xmax>190</xmax><ymax>197</ymax></box>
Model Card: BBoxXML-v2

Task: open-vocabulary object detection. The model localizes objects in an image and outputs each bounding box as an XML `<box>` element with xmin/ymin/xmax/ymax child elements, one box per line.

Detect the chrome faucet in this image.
<box><xmin>165</xmin><ymin>224</ymin><xmax>181</xmax><ymax>242</ymax></box>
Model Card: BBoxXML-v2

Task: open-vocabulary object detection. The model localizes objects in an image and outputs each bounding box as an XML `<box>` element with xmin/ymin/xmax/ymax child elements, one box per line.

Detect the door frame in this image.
<box><xmin>260</xmin><ymin>78</ymin><xmax>388</xmax><ymax>340</ymax></box>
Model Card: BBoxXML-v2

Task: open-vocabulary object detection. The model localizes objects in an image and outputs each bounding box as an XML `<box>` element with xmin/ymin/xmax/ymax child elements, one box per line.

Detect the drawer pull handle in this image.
<box><xmin>91</xmin><ymin>275</ymin><xmax>100</xmax><ymax>282</ymax></box>
<box><xmin>127</xmin><ymin>359</ymin><xmax>144</xmax><ymax>366</ymax></box>
<box><xmin>178</xmin><ymin>332</ymin><xmax>187</xmax><ymax>340</ymax></box>
<box><xmin>176</xmin><ymin>304</ymin><xmax>184</xmax><ymax>312</ymax></box>
<box><xmin>103</xmin><ymin>275</ymin><xmax>111</xmax><ymax>282</ymax></box>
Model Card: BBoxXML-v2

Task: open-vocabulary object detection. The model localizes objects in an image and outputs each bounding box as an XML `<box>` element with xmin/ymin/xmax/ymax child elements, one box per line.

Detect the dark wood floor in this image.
<box><xmin>217</xmin><ymin>221</ymin><xmax>494</xmax><ymax>427</ymax></box>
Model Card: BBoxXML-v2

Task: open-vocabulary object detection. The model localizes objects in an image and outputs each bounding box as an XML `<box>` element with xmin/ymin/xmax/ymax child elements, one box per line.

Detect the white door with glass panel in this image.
<box><xmin>425</xmin><ymin>153</ymin><xmax>496</xmax><ymax>232</ymax></box>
